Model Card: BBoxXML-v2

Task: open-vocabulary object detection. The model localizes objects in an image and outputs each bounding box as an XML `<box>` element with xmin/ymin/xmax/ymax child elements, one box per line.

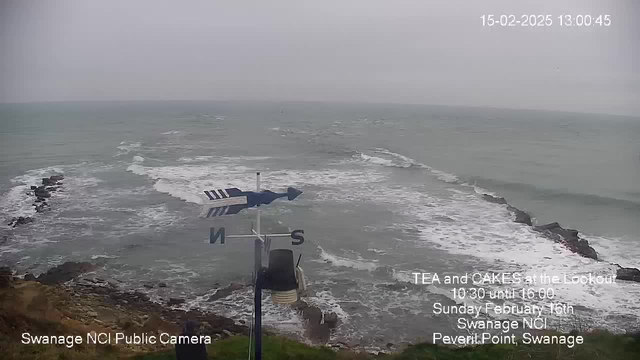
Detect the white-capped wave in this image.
<box><xmin>162</xmin><ymin>131</ymin><xmax>181</xmax><ymax>135</ymax></box>
<box><xmin>358</xmin><ymin>153</ymin><xmax>395</xmax><ymax>167</ymax></box>
<box><xmin>127</xmin><ymin>161</ymin><xmax>386</xmax><ymax>204</ymax></box>
<box><xmin>115</xmin><ymin>141</ymin><xmax>141</xmax><ymax>156</ymax></box>
<box><xmin>132</xmin><ymin>156</ymin><xmax>145</xmax><ymax>163</ymax></box>
<box><xmin>314</xmin><ymin>246</ymin><xmax>379</xmax><ymax>271</ymax></box>
<box><xmin>369</xmin><ymin>180</ymin><xmax>640</xmax><ymax>326</ymax></box>
<box><xmin>354</xmin><ymin>148</ymin><xmax>462</xmax><ymax>185</ymax></box>
<box><xmin>90</xmin><ymin>254</ymin><xmax>118</xmax><ymax>260</ymax></box>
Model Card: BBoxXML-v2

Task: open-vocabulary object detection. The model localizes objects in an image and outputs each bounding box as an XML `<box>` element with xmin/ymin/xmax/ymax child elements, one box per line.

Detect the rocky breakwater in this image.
<box><xmin>480</xmin><ymin>193</ymin><xmax>640</xmax><ymax>284</ymax></box>
<box><xmin>532</xmin><ymin>222</ymin><xmax>598</xmax><ymax>260</ymax></box>
<box><xmin>7</xmin><ymin>174</ymin><xmax>65</xmax><ymax>228</ymax></box>
<box><xmin>481</xmin><ymin>194</ymin><xmax>597</xmax><ymax>259</ymax></box>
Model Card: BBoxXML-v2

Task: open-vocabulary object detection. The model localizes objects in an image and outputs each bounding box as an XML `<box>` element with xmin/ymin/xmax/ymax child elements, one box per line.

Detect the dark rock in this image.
<box><xmin>30</xmin><ymin>186</ymin><xmax>37</xmax><ymax>190</ymax></box>
<box><xmin>167</xmin><ymin>298</ymin><xmax>185</xmax><ymax>306</ymax></box>
<box><xmin>302</xmin><ymin>306</ymin><xmax>323</xmax><ymax>324</ymax></box>
<box><xmin>307</xmin><ymin>323</ymin><xmax>330</xmax><ymax>343</ymax></box>
<box><xmin>34</xmin><ymin>188</ymin><xmax>51</xmax><ymax>198</ymax></box>
<box><xmin>158</xmin><ymin>282</ymin><xmax>167</xmax><ymax>288</ymax></box>
<box><xmin>208</xmin><ymin>282</ymin><xmax>245</xmax><ymax>301</ymax></box>
<box><xmin>617</xmin><ymin>267</ymin><xmax>640</xmax><ymax>283</ymax></box>
<box><xmin>42</xmin><ymin>178</ymin><xmax>56</xmax><ymax>186</ymax></box>
<box><xmin>50</xmin><ymin>175</ymin><xmax>64</xmax><ymax>182</ymax></box>
<box><xmin>323</xmin><ymin>312</ymin><xmax>339</xmax><ymax>329</ymax></box>
<box><xmin>8</xmin><ymin>216</ymin><xmax>34</xmax><ymax>228</ymax></box>
<box><xmin>143</xmin><ymin>283</ymin><xmax>154</xmax><ymax>289</ymax></box>
<box><xmin>507</xmin><ymin>205</ymin><xmax>532</xmax><ymax>226</ymax></box>
<box><xmin>37</xmin><ymin>262</ymin><xmax>96</xmax><ymax>285</ymax></box>
<box><xmin>514</xmin><ymin>211</ymin><xmax>532</xmax><ymax>226</ymax></box>
<box><xmin>291</xmin><ymin>299</ymin><xmax>309</xmax><ymax>311</ymax></box>
<box><xmin>534</xmin><ymin>222</ymin><xmax>561</xmax><ymax>231</ymax></box>
<box><xmin>482</xmin><ymin>194</ymin><xmax>508</xmax><ymax>204</ymax></box>
<box><xmin>24</xmin><ymin>273</ymin><xmax>36</xmax><ymax>281</ymax></box>
<box><xmin>533</xmin><ymin>223</ymin><xmax>597</xmax><ymax>260</ymax></box>
<box><xmin>34</xmin><ymin>203</ymin><xmax>50</xmax><ymax>213</ymax></box>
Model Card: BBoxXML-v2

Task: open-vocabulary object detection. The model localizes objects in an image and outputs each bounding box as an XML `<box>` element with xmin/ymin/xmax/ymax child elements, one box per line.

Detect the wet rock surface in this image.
<box><xmin>291</xmin><ymin>299</ymin><xmax>340</xmax><ymax>344</ymax></box>
<box><xmin>616</xmin><ymin>267</ymin><xmax>640</xmax><ymax>283</ymax></box>
<box><xmin>4</xmin><ymin>175</ymin><xmax>65</xmax><ymax>232</ymax></box>
<box><xmin>36</xmin><ymin>261</ymin><xmax>96</xmax><ymax>285</ymax></box>
<box><xmin>481</xmin><ymin>194</ymin><xmax>597</xmax><ymax>260</ymax></box>
<box><xmin>207</xmin><ymin>282</ymin><xmax>246</xmax><ymax>301</ymax></box>
<box><xmin>8</xmin><ymin>216</ymin><xmax>34</xmax><ymax>228</ymax></box>
<box><xmin>532</xmin><ymin>222</ymin><xmax>598</xmax><ymax>260</ymax></box>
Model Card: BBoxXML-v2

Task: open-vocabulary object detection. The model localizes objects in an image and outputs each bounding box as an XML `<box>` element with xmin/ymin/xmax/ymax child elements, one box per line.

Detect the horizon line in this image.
<box><xmin>0</xmin><ymin>98</ymin><xmax>637</xmax><ymax>118</ymax></box>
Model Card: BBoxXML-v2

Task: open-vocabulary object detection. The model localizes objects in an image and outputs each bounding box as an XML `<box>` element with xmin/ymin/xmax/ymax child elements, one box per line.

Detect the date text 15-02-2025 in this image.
<box><xmin>481</xmin><ymin>14</ymin><xmax>611</xmax><ymax>27</ymax></box>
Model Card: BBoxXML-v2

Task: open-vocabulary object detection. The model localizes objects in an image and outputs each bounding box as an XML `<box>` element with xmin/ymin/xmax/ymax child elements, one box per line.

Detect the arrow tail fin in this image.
<box><xmin>287</xmin><ymin>187</ymin><xmax>303</xmax><ymax>201</ymax></box>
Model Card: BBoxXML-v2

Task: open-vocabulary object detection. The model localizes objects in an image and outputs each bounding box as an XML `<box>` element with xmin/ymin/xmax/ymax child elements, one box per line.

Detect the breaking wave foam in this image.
<box><xmin>354</xmin><ymin>148</ymin><xmax>462</xmax><ymax>184</ymax></box>
<box><xmin>315</xmin><ymin>246</ymin><xmax>379</xmax><ymax>271</ymax></box>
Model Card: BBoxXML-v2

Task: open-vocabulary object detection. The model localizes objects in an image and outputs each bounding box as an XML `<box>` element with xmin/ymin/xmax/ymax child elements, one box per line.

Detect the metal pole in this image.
<box><xmin>254</xmin><ymin>172</ymin><xmax>262</xmax><ymax>360</ymax></box>
<box><xmin>256</xmin><ymin>172</ymin><xmax>261</xmax><ymax>237</ymax></box>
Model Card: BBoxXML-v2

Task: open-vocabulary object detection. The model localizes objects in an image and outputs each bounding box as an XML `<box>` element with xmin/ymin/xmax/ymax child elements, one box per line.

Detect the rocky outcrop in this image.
<box><xmin>42</xmin><ymin>177</ymin><xmax>57</xmax><ymax>186</ymax></box>
<box><xmin>507</xmin><ymin>205</ymin><xmax>532</xmax><ymax>226</ymax></box>
<box><xmin>207</xmin><ymin>282</ymin><xmax>246</xmax><ymax>301</ymax></box>
<box><xmin>34</xmin><ymin>187</ymin><xmax>51</xmax><ymax>198</ymax></box>
<box><xmin>37</xmin><ymin>261</ymin><xmax>96</xmax><ymax>285</ymax></box>
<box><xmin>8</xmin><ymin>216</ymin><xmax>34</xmax><ymax>228</ymax></box>
<box><xmin>616</xmin><ymin>267</ymin><xmax>640</xmax><ymax>283</ymax></box>
<box><xmin>482</xmin><ymin>194</ymin><xmax>507</xmax><ymax>204</ymax></box>
<box><xmin>167</xmin><ymin>298</ymin><xmax>186</xmax><ymax>306</ymax></box>
<box><xmin>4</xmin><ymin>175</ymin><xmax>64</xmax><ymax>232</ymax></box>
<box><xmin>533</xmin><ymin>222</ymin><xmax>598</xmax><ymax>260</ymax></box>
<box><xmin>291</xmin><ymin>299</ymin><xmax>340</xmax><ymax>344</ymax></box>
<box><xmin>480</xmin><ymin>194</ymin><xmax>596</xmax><ymax>260</ymax></box>
<box><xmin>34</xmin><ymin>201</ymin><xmax>50</xmax><ymax>213</ymax></box>
<box><xmin>323</xmin><ymin>312</ymin><xmax>339</xmax><ymax>329</ymax></box>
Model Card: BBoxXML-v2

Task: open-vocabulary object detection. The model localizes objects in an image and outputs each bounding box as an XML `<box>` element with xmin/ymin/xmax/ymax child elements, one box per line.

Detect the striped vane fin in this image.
<box><xmin>200</xmin><ymin>188</ymin><xmax>248</xmax><ymax>218</ymax></box>
<box><xmin>203</xmin><ymin>189</ymin><xmax>230</xmax><ymax>200</ymax></box>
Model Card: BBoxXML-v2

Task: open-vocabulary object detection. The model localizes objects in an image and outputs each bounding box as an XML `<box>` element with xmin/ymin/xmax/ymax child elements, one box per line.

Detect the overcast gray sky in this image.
<box><xmin>0</xmin><ymin>0</ymin><xmax>638</xmax><ymax>115</ymax></box>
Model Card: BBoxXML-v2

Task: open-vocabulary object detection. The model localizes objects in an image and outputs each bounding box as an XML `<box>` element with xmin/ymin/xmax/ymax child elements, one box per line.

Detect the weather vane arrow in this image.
<box><xmin>200</xmin><ymin>186</ymin><xmax>303</xmax><ymax>218</ymax></box>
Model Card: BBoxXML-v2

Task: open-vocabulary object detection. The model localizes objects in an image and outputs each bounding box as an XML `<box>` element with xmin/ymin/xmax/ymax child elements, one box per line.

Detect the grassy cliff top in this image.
<box><xmin>1</xmin><ymin>277</ymin><xmax>639</xmax><ymax>360</ymax></box>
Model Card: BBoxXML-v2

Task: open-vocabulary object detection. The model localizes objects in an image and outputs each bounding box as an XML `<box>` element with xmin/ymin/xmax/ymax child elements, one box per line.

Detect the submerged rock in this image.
<box><xmin>8</xmin><ymin>216</ymin><xmax>34</xmax><ymax>228</ymax></box>
<box><xmin>207</xmin><ymin>282</ymin><xmax>245</xmax><ymax>302</ymax></box>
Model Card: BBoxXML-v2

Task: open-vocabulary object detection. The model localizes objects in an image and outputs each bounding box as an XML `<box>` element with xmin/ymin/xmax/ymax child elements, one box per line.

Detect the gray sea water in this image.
<box><xmin>1</xmin><ymin>101</ymin><xmax>639</xmax><ymax>347</ymax></box>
